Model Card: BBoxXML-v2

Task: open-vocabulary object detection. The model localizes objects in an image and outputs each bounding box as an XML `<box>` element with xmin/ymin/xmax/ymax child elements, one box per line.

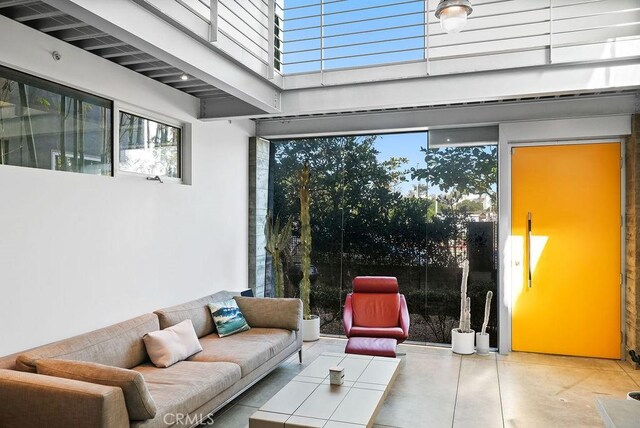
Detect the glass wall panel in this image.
<box><xmin>270</xmin><ymin>133</ymin><xmax>498</xmax><ymax>347</ymax></box>
<box><xmin>0</xmin><ymin>66</ymin><xmax>112</xmax><ymax>175</ymax></box>
<box><xmin>118</xmin><ymin>112</ymin><xmax>181</xmax><ymax>178</ymax></box>
<box><xmin>339</xmin><ymin>133</ymin><xmax>428</xmax><ymax>342</ymax></box>
<box><xmin>272</xmin><ymin>137</ymin><xmax>349</xmax><ymax>333</ymax></box>
<box><xmin>422</xmin><ymin>144</ymin><xmax>498</xmax><ymax>346</ymax></box>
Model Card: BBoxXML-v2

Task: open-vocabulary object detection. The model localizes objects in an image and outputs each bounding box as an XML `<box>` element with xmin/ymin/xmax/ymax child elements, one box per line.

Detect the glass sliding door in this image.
<box><xmin>269</xmin><ymin>131</ymin><xmax>498</xmax><ymax>347</ymax></box>
<box><xmin>420</xmin><ymin>143</ymin><xmax>498</xmax><ymax>346</ymax></box>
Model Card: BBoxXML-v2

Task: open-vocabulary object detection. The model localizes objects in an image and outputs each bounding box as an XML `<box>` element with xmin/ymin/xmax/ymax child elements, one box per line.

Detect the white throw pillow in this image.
<box><xmin>143</xmin><ymin>319</ymin><xmax>203</xmax><ymax>368</ymax></box>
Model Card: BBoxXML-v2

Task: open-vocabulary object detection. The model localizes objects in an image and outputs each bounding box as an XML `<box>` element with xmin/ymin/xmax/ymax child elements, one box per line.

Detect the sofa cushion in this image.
<box><xmin>154</xmin><ymin>291</ymin><xmax>237</xmax><ymax>338</ymax></box>
<box><xmin>222</xmin><ymin>328</ymin><xmax>298</xmax><ymax>352</ymax></box>
<box><xmin>189</xmin><ymin>328</ymin><xmax>296</xmax><ymax>377</ymax></box>
<box><xmin>143</xmin><ymin>320</ymin><xmax>202</xmax><ymax>368</ymax></box>
<box><xmin>208</xmin><ymin>299</ymin><xmax>250</xmax><ymax>337</ymax></box>
<box><xmin>16</xmin><ymin>313</ymin><xmax>160</xmax><ymax>373</ymax></box>
<box><xmin>132</xmin><ymin>361</ymin><xmax>240</xmax><ymax>427</ymax></box>
<box><xmin>36</xmin><ymin>359</ymin><xmax>157</xmax><ymax>421</ymax></box>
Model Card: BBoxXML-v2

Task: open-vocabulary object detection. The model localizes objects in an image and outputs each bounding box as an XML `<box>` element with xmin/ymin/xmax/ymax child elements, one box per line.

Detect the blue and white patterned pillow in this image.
<box><xmin>208</xmin><ymin>299</ymin><xmax>250</xmax><ymax>337</ymax></box>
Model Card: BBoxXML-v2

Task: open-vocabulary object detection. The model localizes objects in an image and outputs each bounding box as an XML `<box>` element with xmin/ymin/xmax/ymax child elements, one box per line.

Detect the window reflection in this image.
<box><xmin>0</xmin><ymin>66</ymin><xmax>112</xmax><ymax>175</ymax></box>
<box><xmin>118</xmin><ymin>112</ymin><xmax>180</xmax><ymax>178</ymax></box>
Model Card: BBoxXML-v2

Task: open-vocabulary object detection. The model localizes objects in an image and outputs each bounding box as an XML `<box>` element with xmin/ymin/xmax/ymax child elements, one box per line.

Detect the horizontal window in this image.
<box><xmin>118</xmin><ymin>112</ymin><xmax>181</xmax><ymax>179</ymax></box>
<box><xmin>0</xmin><ymin>66</ymin><xmax>112</xmax><ymax>175</ymax></box>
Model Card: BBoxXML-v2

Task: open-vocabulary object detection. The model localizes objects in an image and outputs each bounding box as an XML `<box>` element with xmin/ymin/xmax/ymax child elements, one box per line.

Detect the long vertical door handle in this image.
<box><xmin>527</xmin><ymin>212</ymin><xmax>532</xmax><ymax>288</ymax></box>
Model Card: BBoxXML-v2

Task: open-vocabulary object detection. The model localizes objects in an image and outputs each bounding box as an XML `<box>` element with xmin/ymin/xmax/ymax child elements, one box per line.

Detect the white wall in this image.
<box><xmin>0</xmin><ymin>16</ymin><xmax>253</xmax><ymax>356</ymax></box>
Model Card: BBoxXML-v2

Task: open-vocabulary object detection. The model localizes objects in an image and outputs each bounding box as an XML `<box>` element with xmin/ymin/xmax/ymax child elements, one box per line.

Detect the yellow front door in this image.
<box><xmin>511</xmin><ymin>143</ymin><xmax>621</xmax><ymax>359</ymax></box>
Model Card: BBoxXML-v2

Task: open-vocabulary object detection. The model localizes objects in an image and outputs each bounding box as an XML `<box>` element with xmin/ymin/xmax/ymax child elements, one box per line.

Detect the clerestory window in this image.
<box><xmin>0</xmin><ymin>65</ymin><xmax>112</xmax><ymax>176</ymax></box>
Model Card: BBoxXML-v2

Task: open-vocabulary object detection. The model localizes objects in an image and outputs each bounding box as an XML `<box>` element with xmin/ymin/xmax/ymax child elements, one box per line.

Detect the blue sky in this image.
<box><xmin>373</xmin><ymin>131</ymin><xmax>428</xmax><ymax>195</ymax></box>
<box><xmin>282</xmin><ymin>0</ymin><xmax>425</xmax><ymax>73</ymax></box>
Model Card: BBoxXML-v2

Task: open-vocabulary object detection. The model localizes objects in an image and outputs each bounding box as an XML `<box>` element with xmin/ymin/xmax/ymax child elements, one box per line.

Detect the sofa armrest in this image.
<box><xmin>0</xmin><ymin>369</ymin><xmax>129</xmax><ymax>428</ymax></box>
<box><xmin>234</xmin><ymin>296</ymin><xmax>303</xmax><ymax>331</ymax></box>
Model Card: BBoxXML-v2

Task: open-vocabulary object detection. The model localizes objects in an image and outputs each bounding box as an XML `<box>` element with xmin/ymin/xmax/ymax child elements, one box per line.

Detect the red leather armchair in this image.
<box><xmin>343</xmin><ymin>276</ymin><xmax>410</xmax><ymax>343</ymax></box>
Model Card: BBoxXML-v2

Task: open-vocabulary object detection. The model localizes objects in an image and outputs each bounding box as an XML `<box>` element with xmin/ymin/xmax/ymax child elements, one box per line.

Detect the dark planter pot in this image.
<box><xmin>288</xmin><ymin>264</ymin><xmax>320</xmax><ymax>287</ymax></box>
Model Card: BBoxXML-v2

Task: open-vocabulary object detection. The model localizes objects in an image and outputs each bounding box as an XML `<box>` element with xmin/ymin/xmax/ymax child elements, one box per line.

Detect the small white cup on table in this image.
<box><xmin>329</xmin><ymin>366</ymin><xmax>344</xmax><ymax>385</ymax></box>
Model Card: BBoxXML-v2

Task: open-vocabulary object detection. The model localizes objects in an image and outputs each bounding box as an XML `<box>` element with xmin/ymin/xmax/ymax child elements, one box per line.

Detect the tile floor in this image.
<box><xmin>207</xmin><ymin>338</ymin><xmax>640</xmax><ymax>428</ymax></box>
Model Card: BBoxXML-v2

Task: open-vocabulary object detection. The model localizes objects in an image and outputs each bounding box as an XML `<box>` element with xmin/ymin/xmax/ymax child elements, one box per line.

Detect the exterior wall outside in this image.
<box><xmin>0</xmin><ymin>18</ymin><xmax>254</xmax><ymax>356</ymax></box>
<box><xmin>625</xmin><ymin>114</ymin><xmax>640</xmax><ymax>367</ymax></box>
<box><xmin>248</xmin><ymin>137</ymin><xmax>270</xmax><ymax>297</ymax></box>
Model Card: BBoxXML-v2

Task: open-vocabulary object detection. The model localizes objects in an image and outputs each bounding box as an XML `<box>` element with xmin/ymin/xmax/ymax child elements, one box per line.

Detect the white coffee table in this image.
<box><xmin>596</xmin><ymin>397</ymin><xmax>640</xmax><ymax>428</ymax></box>
<box><xmin>249</xmin><ymin>352</ymin><xmax>401</xmax><ymax>428</ymax></box>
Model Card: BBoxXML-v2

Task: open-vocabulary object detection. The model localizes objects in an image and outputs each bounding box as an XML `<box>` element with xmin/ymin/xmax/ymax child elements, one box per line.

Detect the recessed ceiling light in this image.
<box><xmin>180</xmin><ymin>73</ymin><xmax>189</xmax><ymax>81</ymax></box>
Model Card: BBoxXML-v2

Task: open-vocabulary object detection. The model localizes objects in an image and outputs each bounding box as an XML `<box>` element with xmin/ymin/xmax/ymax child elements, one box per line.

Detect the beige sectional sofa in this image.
<box><xmin>0</xmin><ymin>291</ymin><xmax>303</xmax><ymax>428</ymax></box>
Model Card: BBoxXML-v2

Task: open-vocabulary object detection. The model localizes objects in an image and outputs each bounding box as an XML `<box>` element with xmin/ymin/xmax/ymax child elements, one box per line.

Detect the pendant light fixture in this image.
<box><xmin>435</xmin><ymin>0</ymin><xmax>473</xmax><ymax>34</ymax></box>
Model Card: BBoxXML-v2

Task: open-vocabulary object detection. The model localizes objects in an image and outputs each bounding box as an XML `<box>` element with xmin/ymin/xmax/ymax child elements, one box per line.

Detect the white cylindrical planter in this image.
<box><xmin>451</xmin><ymin>329</ymin><xmax>475</xmax><ymax>355</ymax></box>
<box><xmin>627</xmin><ymin>391</ymin><xmax>640</xmax><ymax>401</ymax></box>
<box><xmin>302</xmin><ymin>315</ymin><xmax>320</xmax><ymax>342</ymax></box>
<box><xmin>476</xmin><ymin>332</ymin><xmax>490</xmax><ymax>355</ymax></box>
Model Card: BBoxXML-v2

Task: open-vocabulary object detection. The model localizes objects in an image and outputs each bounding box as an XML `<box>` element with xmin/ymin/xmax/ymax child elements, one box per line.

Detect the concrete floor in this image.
<box><xmin>208</xmin><ymin>338</ymin><xmax>640</xmax><ymax>428</ymax></box>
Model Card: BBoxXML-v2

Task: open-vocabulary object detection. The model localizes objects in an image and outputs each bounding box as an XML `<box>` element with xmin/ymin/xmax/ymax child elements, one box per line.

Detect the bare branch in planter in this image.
<box><xmin>481</xmin><ymin>290</ymin><xmax>493</xmax><ymax>335</ymax></box>
<box><xmin>458</xmin><ymin>260</ymin><xmax>471</xmax><ymax>333</ymax></box>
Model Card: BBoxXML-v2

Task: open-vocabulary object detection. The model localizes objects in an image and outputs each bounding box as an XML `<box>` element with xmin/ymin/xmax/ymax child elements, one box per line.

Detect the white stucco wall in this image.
<box><xmin>0</xmin><ymin>16</ymin><xmax>253</xmax><ymax>356</ymax></box>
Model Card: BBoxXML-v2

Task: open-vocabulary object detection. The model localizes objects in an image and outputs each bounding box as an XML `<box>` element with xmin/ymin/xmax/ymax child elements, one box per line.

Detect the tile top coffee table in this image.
<box><xmin>596</xmin><ymin>397</ymin><xmax>640</xmax><ymax>428</ymax></box>
<box><xmin>249</xmin><ymin>352</ymin><xmax>401</xmax><ymax>428</ymax></box>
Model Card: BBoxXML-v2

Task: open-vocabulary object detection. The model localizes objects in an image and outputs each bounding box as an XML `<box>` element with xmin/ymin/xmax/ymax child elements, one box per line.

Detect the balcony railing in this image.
<box><xmin>281</xmin><ymin>0</ymin><xmax>640</xmax><ymax>77</ymax></box>
<box><xmin>140</xmin><ymin>0</ymin><xmax>640</xmax><ymax>83</ymax></box>
<box><xmin>281</xmin><ymin>0</ymin><xmax>427</xmax><ymax>74</ymax></box>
